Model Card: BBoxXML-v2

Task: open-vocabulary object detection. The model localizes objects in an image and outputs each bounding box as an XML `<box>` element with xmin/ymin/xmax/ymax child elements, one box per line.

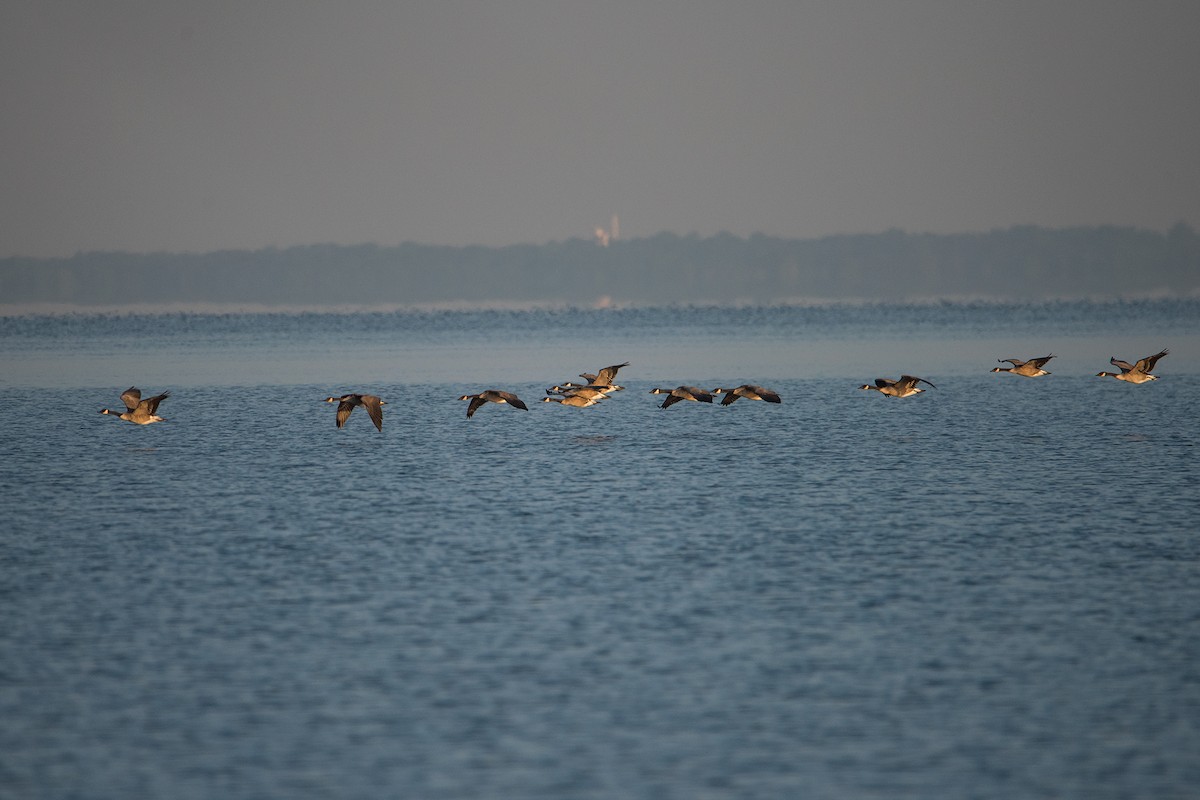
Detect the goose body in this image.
<box><xmin>1096</xmin><ymin>349</ymin><xmax>1168</xmax><ymax>383</ymax></box>
<box><xmin>711</xmin><ymin>385</ymin><xmax>781</xmax><ymax>405</ymax></box>
<box><xmin>859</xmin><ymin>375</ymin><xmax>936</xmax><ymax>398</ymax></box>
<box><xmin>99</xmin><ymin>386</ymin><xmax>170</xmax><ymax>424</ymax></box>
<box><xmin>992</xmin><ymin>354</ymin><xmax>1054</xmax><ymax>377</ymax></box>
<box><xmin>579</xmin><ymin>362</ymin><xmax>629</xmax><ymax>387</ymax></box>
<box><xmin>547</xmin><ymin>386</ymin><xmax>611</xmax><ymax>401</ymax></box>
<box><xmin>649</xmin><ymin>386</ymin><xmax>714</xmax><ymax>408</ymax></box>
<box><xmin>551</xmin><ymin>380</ymin><xmax>624</xmax><ymax>393</ymax></box>
<box><xmin>458</xmin><ymin>390</ymin><xmax>529</xmax><ymax>418</ymax></box>
<box><xmin>324</xmin><ymin>393</ymin><xmax>386</xmax><ymax>431</ymax></box>
<box><xmin>542</xmin><ymin>395</ymin><xmax>598</xmax><ymax>408</ymax></box>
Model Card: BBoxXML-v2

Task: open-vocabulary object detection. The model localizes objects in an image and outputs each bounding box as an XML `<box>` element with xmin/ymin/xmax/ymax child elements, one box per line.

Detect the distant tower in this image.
<box><xmin>594</xmin><ymin>214</ymin><xmax>619</xmax><ymax>247</ymax></box>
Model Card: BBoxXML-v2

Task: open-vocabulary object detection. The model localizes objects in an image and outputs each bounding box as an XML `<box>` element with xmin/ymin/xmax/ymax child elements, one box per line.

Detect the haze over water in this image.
<box><xmin>2</xmin><ymin>300</ymin><xmax>1198</xmax><ymax>798</ymax></box>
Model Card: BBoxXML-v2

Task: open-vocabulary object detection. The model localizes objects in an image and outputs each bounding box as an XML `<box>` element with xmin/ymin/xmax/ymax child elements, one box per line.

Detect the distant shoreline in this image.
<box><xmin>3</xmin><ymin>292</ymin><xmax>1198</xmax><ymax>319</ymax></box>
<box><xmin>2</xmin><ymin>225</ymin><xmax>1197</xmax><ymax>309</ymax></box>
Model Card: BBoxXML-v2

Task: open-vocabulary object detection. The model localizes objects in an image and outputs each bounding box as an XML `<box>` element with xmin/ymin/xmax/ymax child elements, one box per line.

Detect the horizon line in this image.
<box><xmin>3</xmin><ymin>220</ymin><xmax>1195</xmax><ymax>262</ymax></box>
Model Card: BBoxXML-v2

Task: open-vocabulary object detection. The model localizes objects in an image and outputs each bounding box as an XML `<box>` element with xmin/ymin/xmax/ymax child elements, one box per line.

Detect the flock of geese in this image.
<box><xmin>99</xmin><ymin>349</ymin><xmax>1171</xmax><ymax>430</ymax></box>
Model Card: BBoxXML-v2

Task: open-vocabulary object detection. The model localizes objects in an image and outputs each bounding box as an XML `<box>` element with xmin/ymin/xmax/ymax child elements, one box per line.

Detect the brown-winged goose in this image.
<box><xmin>649</xmin><ymin>386</ymin><xmax>714</xmax><ymax>408</ymax></box>
<box><xmin>99</xmin><ymin>387</ymin><xmax>170</xmax><ymax>424</ymax></box>
<box><xmin>542</xmin><ymin>395</ymin><xmax>599</xmax><ymax>408</ymax></box>
<box><xmin>1096</xmin><ymin>349</ymin><xmax>1168</xmax><ymax>383</ymax></box>
<box><xmin>711</xmin><ymin>385</ymin><xmax>782</xmax><ymax>405</ymax></box>
<box><xmin>579</xmin><ymin>362</ymin><xmax>629</xmax><ymax>387</ymax></box>
<box><xmin>457</xmin><ymin>390</ymin><xmax>529</xmax><ymax>418</ymax></box>
<box><xmin>324</xmin><ymin>393</ymin><xmax>387</xmax><ymax>431</ymax></box>
<box><xmin>546</xmin><ymin>386</ymin><xmax>611</xmax><ymax>401</ymax></box>
<box><xmin>991</xmin><ymin>354</ymin><xmax>1055</xmax><ymax>377</ymax></box>
<box><xmin>858</xmin><ymin>375</ymin><xmax>936</xmax><ymax>398</ymax></box>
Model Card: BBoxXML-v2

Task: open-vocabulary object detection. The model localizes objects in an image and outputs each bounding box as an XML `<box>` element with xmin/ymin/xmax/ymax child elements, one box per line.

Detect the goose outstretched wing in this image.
<box><xmin>120</xmin><ymin>387</ymin><xmax>142</xmax><ymax>411</ymax></box>
<box><xmin>1135</xmin><ymin>349</ymin><xmax>1169</xmax><ymax>373</ymax></box>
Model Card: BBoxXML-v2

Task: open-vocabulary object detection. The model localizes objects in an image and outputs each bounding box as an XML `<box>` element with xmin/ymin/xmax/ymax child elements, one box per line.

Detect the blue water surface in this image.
<box><xmin>1</xmin><ymin>301</ymin><xmax>1197</xmax><ymax>799</ymax></box>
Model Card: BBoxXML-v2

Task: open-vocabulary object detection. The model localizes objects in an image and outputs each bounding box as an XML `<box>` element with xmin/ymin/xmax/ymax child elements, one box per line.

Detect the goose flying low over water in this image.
<box><xmin>992</xmin><ymin>354</ymin><xmax>1055</xmax><ymax>377</ymax></box>
<box><xmin>649</xmin><ymin>386</ymin><xmax>714</xmax><ymax>408</ymax></box>
<box><xmin>542</xmin><ymin>395</ymin><xmax>599</xmax><ymax>408</ymax></box>
<box><xmin>458</xmin><ymin>390</ymin><xmax>529</xmax><ymax>418</ymax></box>
<box><xmin>579</xmin><ymin>362</ymin><xmax>630</xmax><ymax>387</ymax></box>
<box><xmin>100</xmin><ymin>387</ymin><xmax>170</xmax><ymax>424</ymax></box>
<box><xmin>324</xmin><ymin>393</ymin><xmax>387</xmax><ymax>431</ymax></box>
<box><xmin>1096</xmin><ymin>349</ymin><xmax>1169</xmax><ymax>383</ymax></box>
<box><xmin>711</xmin><ymin>385</ymin><xmax>782</xmax><ymax>405</ymax></box>
<box><xmin>546</xmin><ymin>386</ymin><xmax>611</xmax><ymax>401</ymax></box>
<box><xmin>859</xmin><ymin>375</ymin><xmax>937</xmax><ymax>398</ymax></box>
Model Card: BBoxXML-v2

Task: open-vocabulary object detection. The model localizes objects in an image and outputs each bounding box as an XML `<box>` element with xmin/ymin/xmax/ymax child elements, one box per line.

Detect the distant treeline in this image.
<box><xmin>2</xmin><ymin>224</ymin><xmax>1197</xmax><ymax>307</ymax></box>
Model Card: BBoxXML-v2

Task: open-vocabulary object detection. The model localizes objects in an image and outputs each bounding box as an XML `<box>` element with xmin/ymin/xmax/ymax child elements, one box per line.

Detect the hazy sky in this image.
<box><xmin>3</xmin><ymin>1</ymin><xmax>1198</xmax><ymax>258</ymax></box>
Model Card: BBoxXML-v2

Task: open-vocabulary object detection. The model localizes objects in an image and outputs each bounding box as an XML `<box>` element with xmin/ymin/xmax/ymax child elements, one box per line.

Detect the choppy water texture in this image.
<box><xmin>2</xmin><ymin>301</ymin><xmax>1198</xmax><ymax>799</ymax></box>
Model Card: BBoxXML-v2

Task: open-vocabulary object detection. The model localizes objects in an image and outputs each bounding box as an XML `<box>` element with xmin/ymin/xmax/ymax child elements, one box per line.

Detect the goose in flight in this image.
<box><xmin>552</xmin><ymin>380</ymin><xmax>624</xmax><ymax>393</ymax></box>
<box><xmin>711</xmin><ymin>385</ymin><xmax>782</xmax><ymax>405</ymax></box>
<box><xmin>542</xmin><ymin>395</ymin><xmax>599</xmax><ymax>408</ymax></box>
<box><xmin>324</xmin><ymin>393</ymin><xmax>386</xmax><ymax>431</ymax></box>
<box><xmin>100</xmin><ymin>387</ymin><xmax>170</xmax><ymax>424</ymax></box>
<box><xmin>457</xmin><ymin>390</ymin><xmax>529</xmax><ymax>418</ymax></box>
<box><xmin>1096</xmin><ymin>349</ymin><xmax>1168</xmax><ymax>383</ymax></box>
<box><xmin>858</xmin><ymin>375</ymin><xmax>936</xmax><ymax>398</ymax></box>
<box><xmin>579</xmin><ymin>361</ymin><xmax>630</xmax><ymax>387</ymax></box>
<box><xmin>991</xmin><ymin>354</ymin><xmax>1055</xmax><ymax>377</ymax></box>
<box><xmin>546</xmin><ymin>386</ymin><xmax>611</xmax><ymax>401</ymax></box>
<box><xmin>649</xmin><ymin>386</ymin><xmax>714</xmax><ymax>408</ymax></box>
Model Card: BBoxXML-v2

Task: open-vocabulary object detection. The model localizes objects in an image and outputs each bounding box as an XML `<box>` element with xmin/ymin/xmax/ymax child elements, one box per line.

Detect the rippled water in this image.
<box><xmin>2</xmin><ymin>302</ymin><xmax>1198</xmax><ymax>798</ymax></box>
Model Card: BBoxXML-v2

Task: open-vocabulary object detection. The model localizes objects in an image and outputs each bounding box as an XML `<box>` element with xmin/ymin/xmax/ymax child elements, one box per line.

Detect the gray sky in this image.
<box><xmin>3</xmin><ymin>1</ymin><xmax>1198</xmax><ymax>258</ymax></box>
